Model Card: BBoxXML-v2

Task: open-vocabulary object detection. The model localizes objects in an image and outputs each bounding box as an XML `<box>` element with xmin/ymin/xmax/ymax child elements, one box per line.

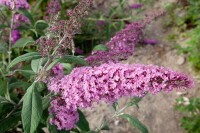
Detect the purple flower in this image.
<box><xmin>0</xmin><ymin>0</ymin><xmax>29</xmax><ymax>9</ymax></box>
<box><xmin>97</xmin><ymin>20</ymin><xmax>106</xmax><ymax>26</ymax></box>
<box><xmin>48</xmin><ymin>62</ymin><xmax>194</xmax><ymax>130</ymax></box>
<box><xmin>51</xmin><ymin>63</ymin><xmax>64</xmax><ymax>79</ymax></box>
<box><xmin>13</xmin><ymin>14</ymin><xmax>30</xmax><ymax>28</ymax></box>
<box><xmin>36</xmin><ymin>37</ymin><xmax>56</xmax><ymax>57</ymax></box>
<box><xmin>86</xmin><ymin>22</ymin><xmax>143</xmax><ymax>65</ymax></box>
<box><xmin>12</xmin><ymin>30</ymin><xmax>20</xmax><ymax>44</ymax></box>
<box><xmin>49</xmin><ymin>97</ymin><xmax>79</xmax><ymax>130</ymax></box>
<box><xmin>75</xmin><ymin>47</ymin><xmax>84</xmax><ymax>54</ymax></box>
<box><xmin>130</xmin><ymin>3</ymin><xmax>143</xmax><ymax>9</ymax></box>
<box><xmin>86</xmin><ymin>10</ymin><xmax>166</xmax><ymax>66</ymax></box>
<box><xmin>37</xmin><ymin>0</ymin><xmax>93</xmax><ymax>57</ymax></box>
<box><xmin>143</xmin><ymin>39</ymin><xmax>158</xmax><ymax>45</ymax></box>
<box><xmin>105</xmin><ymin>22</ymin><xmax>142</xmax><ymax>53</ymax></box>
<box><xmin>14</xmin><ymin>14</ymin><xmax>29</xmax><ymax>23</ymax></box>
<box><xmin>45</xmin><ymin>0</ymin><xmax>61</xmax><ymax>20</ymax></box>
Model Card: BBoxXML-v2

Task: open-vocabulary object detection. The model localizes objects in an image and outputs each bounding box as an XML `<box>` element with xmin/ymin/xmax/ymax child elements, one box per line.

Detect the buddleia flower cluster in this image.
<box><xmin>13</xmin><ymin>13</ymin><xmax>29</xmax><ymax>28</ymax></box>
<box><xmin>0</xmin><ymin>0</ymin><xmax>29</xmax><ymax>9</ymax></box>
<box><xmin>11</xmin><ymin>30</ymin><xmax>20</xmax><ymax>44</ymax></box>
<box><xmin>48</xmin><ymin>63</ymin><xmax>194</xmax><ymax>130</ymax></box>
<box><xmin>12</xmin><ymin>13</ymin><xmax>30</xmax><ymax>43</ymax></box>
<box><xmin>36</xmin><ymin>0</ymin><xmax>93</xmax><ymax>57</ymax></box>
<box><xmin>45</xmin><ymin>0</ymin><xmax>61</xmax><ymax>21</ymax></box>
<box><xmin>130</xmin><ymin>3</ymin><xmax>143</xmax><ymax>9</ymax></box>
<box><xmin>86</xmin><ymin>9</ymin><xmax>165</xmax><ymax>66</ymax></box>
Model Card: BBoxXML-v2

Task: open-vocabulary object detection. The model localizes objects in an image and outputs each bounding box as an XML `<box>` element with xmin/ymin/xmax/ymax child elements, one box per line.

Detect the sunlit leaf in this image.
<box><xmin>8</xmin><ymin>52</ymin><xmax>42</xmax><ymax>69</ymax></box>
<box><xmin>120</xmin><ymin>114</ymin><xmax>148</xmax><ymax>133</ymax></box>
<box><xmin>76</xmin><ymin>109</ymin><xmax>90</xmax><ymax>131</ymax></box>
<box><xmin>12</xmin><ymin>38</ymin><xmax>35</xmax><ymax>48</ymax></box>
<box><xmin>22</xmin><ymin>83</ymin><xmax>43</xmax><ymax>133</ymax></box>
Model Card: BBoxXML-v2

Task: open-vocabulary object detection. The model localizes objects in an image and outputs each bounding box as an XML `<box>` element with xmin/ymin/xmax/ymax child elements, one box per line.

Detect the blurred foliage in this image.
<box><xmin>166</xmin><ymin>0</ymin><xmax>200</xmax><ymax>29</ymax></box>
<box><xmin>165</xmin><ymin>1</ymin><xmax>200</xmax><ymax>133</ymax></box>
<box><xmin>166</xmin><ymin>0</ymin><xmax>200</xmax><ymax>70</ymax></box>
<box><xmin>185</xmin><ymin>26</ymin><xmax>200</xmax><ymax>69</ymax></box>
<box><xmin>176</xmin><ymin>97</ymin><xmax>200</xmax><ymax>133</ymax></box>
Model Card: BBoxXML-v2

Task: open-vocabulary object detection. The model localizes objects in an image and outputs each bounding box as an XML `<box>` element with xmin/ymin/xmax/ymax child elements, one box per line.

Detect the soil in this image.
<box><xmin>84</xmin><ymin>0</ymin><xmax>200</xmax><ymax>133</ymax></box>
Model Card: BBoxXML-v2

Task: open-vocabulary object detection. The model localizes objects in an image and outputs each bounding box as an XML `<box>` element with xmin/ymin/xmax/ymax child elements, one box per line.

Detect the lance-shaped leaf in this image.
<box><xmin>8</xmin><ymin>52</ymin><xmax>42</xmax><ymax>69</ymax></box>
<box><xmin>127</xmin><ymin>97</ymin><xmax>142</xmax><ymax>108</ymax></box>
<box><xmin>47</xmin><ymin>55</ymin><xmax>88</xmax><ymax>71</ymax></box>
<box><xmin>31</xmin><ymin>58</ymin><xmax>44</xmax><ymax>73</ymax></box>
<box><xmin>76</xmin><ymin>109</ymin><xmax>90</xmax><ymax>132</ymax></box>
<box><xmin>120</xmin><ymin>114</ymin><xmax>148</xmax><ymax>133</ymax></box>
<box><xmin>12</xmin><ymin>38</ymin><xmax>35</xmax><ymax>48</ymax></box>
<box><xmin>34</xmin><ymin>20</ymin><xmax>49</xmax><ymax>31</ymax></box>
<box><xmin>0</xmin><ymin>24</ymin><xmax>8</xmax><ymax>30</ymax></box>
<box><xmin>93</xmin><ymin>44</ymin><xmax>108</xmax><ymax>51</ymax></box>
<box><xmin>0</xmin><ymin>79</ymin><xmax>7</xmax><ymax>96</ymax></box>
<box><xmin>22</xmin><ymin>83</ymin><xmax>43</xmax><ymax>133</ymax></box>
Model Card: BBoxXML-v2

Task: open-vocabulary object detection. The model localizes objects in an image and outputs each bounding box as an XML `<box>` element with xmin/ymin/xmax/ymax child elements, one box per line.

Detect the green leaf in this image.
<box><xmin>93</xmin><ymin>44</ymin><xmax>108</xmax><ymax>51</ymax></box>
<box><xmin>47</xmin><ymin>55</ymin><xmax>88</xmax><ymax>71</ymax></box>
<box><xmin>0</xmin><ymin>24</ymin><xmax>8</xmax><ymax>30</ymax></box>
<box><xmin>61</xmin><ymin>63</ymin><xmax>73</xmax><ymax>74</ymax></box>
<box><xmin>18</xmin><ymin>9</ymin><xmax>35</xmax><ymax>25</ymax></box>
<box><xmin>8</xmin><ymin>52</ymin><xmax>42</xmax><ymax>69</ymax></box>
<box><xmin>120</xmin><ymin>114</ymin><xmax>148</xmax><ymax>133</ymax></box>
<box><xmin>9</xmin><ymin>80</ymin><xmax>31</xmax><ymax>91</ymax></box>
<box><xmin>106</xmin><ymin>24</ymin><xmax>111</xmax><ymax>40</ymax></box>
<box><xmin>0</xmin><ymin>79</ymin><xmax>7</xmax><ymax>96</ymax></box>
<box><xmin>22</xmin><ymin>83</ymin><xmax>43</xmax><ymax>133</ymax></box>
<box><xmin>0</xmin><ymin>96</ymin><xmax>11</xmax><ymax>104</ymax></box>
<box><xmin>12</xmin><ymin>38</ymin><xmax>35</xmax><ymax>48</ymax></box>
<box><xmin>46</xmin><ymin>59</ymin><xmax>60</xmax><ymax>71</ymax></box>
<box><xmin>31</xmin><ymin>58</ymin><xmax>43</xmax><ymax>73</ymax></box>
<box><xmin>30</xmin><ymin>29</ymin><xmax>38</xmax><ymax>37</ymax></box>
<box><xmin>127</xmin><ymin>97</ymin><xmax>142</xmax><ymax>108</ymax></box>
<box><xmin>15</xmin><ymin>69</ymin><xmax>36</xmax><ymax>75</ymax></box>
<box><xmin>100</xmin><ymin>122</ymin><xmax>110</xmax><ymax>131</ymax></box>
<box><xmin>31</xmin><ymin>0</ymin><xmax>43</xmax><ymax>13</ymax></box>
<box><xmin>76</xmin><ymin>110</ymin><xmax>90</xmax><ymax>131</ymax></box>
<box><xmin>42</xmin><ymin>95</ymin><xmax>50</xmax><ymax>110</ymax></box>
<box><xmin>60</xmin><ymin>55</ymin><xmax>88</xmax><ymax>66</ymax></box>
<box><xmin>112</xmin><ymin>102</ymin><xmax>118</xmax><ymax>111</ymax></box>
<box><xmin>35</xmin><ymin>20</ymin><xmax>49</xmax><ymax>31</ymax></box>
<box><xmin>0</xmin><ymin>43</ymin><xmax>8</xmax><ymax>53</ymax></box>
<box><xmin>35</xmin><ymin>82</ymin><xmax>46</xmax><ymax>92</ymax></box>
<box><xmin>0</xmin><ymin>112</ymin><xmax>21</xmax><ymax>133</ymax></box>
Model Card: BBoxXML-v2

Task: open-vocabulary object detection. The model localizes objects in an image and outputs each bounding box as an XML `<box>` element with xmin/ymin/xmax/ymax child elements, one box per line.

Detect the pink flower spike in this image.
<box><xmin>130</xmin><ymin>3</ymin><xmax>143</xmax><ymax>9</ymax></box>
<box><xmin>0</xmin><ymin>0</ymin><xmax>29</xmax><ymax>9</ymax></box>
<box><xmin>48</xmin><ymin>63</ymin><xmax>194</xmax><ymax>130</ymax></box>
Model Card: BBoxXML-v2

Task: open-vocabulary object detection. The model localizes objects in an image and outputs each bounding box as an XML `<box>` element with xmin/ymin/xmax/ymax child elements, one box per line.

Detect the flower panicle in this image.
<box><xmin>36</xmin><ymin>0</ymin><xmax>93</xmax><ymax>57</ymax></box>
<box><xmin>45</xmin><ymin>0</ymin><xmax>61</xmax><ymax>21</ymax></box>
<box><xmin>86</xmin><ymin>9</ymin><xmax>165</xmax><ymax>66</ymax></box>
<box><xmin>48</xmin><ymin>63</ymin><xmax>194</xmax><ymax>130</ymax></box>
<box><xmin>86</xmin><ymin>21</ymin><xmax>143</xmax><ymax>66</ymax></box>
<box><xmin>0</xmin><ymin>0</ymin><xmax>29</xmax><ymax>9</ymax></box>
